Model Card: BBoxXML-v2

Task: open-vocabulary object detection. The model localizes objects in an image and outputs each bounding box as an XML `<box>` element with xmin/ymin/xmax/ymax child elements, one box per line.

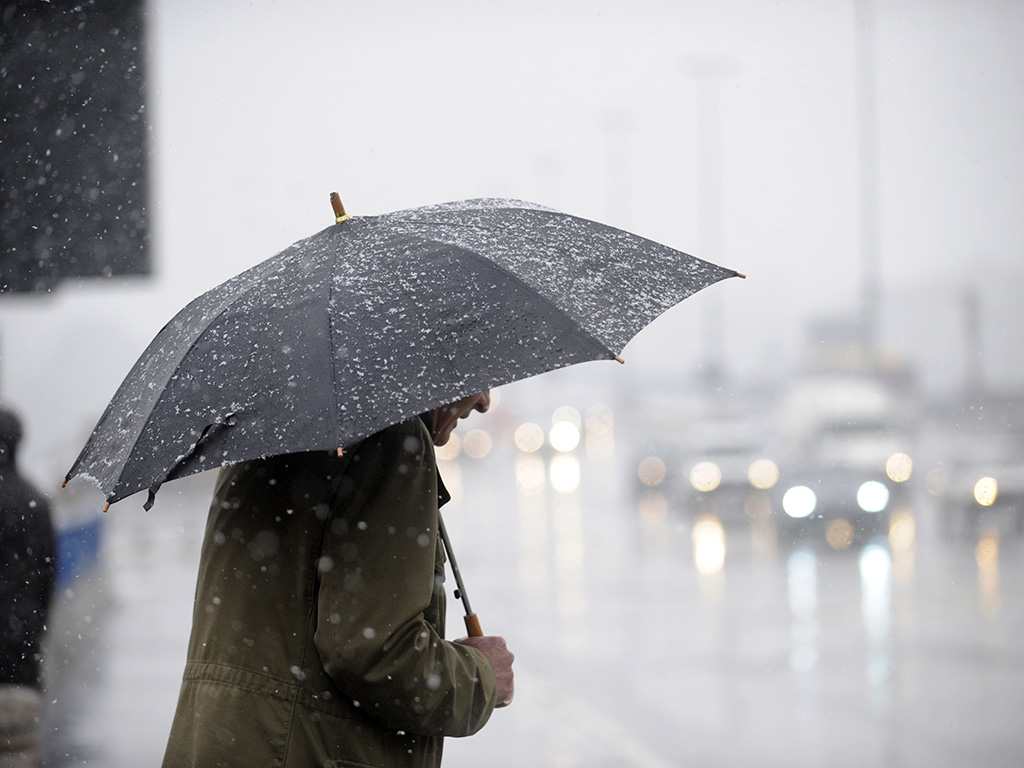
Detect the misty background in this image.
<box><xmin>3</xmin><ymin>0</ymin><xmax>1023</xmax><ymax>486</ymax></box>
<box><xmin>2</xmin><ymin>1</ymin><xmax>1023</xmax><ymax>766</ymax></box>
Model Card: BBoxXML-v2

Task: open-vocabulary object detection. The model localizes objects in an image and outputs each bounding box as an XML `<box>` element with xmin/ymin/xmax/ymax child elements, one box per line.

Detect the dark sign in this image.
<box><xmin>1</xmin><ymin>0</ymin><xmax>150</xmax><ymax>294</ymax></box>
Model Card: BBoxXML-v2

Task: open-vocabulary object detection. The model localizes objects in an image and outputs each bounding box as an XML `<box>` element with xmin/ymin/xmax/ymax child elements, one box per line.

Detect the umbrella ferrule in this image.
<box><xmin>330</xmin><ymin>192</ymin><xmax>350</xmax><ymax>224</ymax></box>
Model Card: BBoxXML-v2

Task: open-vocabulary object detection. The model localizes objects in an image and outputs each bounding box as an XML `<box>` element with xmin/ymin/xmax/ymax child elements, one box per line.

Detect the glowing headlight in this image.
<box><xmin>974</xmin><ymin>477</ymin><xmax>998</xmax><ymax>507</ymax></box>
<box><xmin>783</xmin><ymin>485</ymin><xmax>817</xmax><ymax>518</ymax></box>
<box><xmin>857</xmin><ymin>480</ymin><xmax>889</xmax><ymax>513</ymax></box>
<box><xmin>689</xmin><ymin>461</ymin><xmax>722</xmax><ymax>492</ymax></box>
<box><xmin>549</xmin><ymin>421</ymin><xmax>581</xmax><ymax>452</ymax></box>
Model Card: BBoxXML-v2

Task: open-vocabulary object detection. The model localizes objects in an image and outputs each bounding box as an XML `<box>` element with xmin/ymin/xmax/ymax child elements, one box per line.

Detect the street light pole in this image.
<box><xmin>855</xmin><ymin>0</ymin><xmax>882</xmax><ymax>362</ymax></box>
<box><xmin>682</xmin><ymin>56</ymin><xmax>734</xmax><ymax>386</ymax></box>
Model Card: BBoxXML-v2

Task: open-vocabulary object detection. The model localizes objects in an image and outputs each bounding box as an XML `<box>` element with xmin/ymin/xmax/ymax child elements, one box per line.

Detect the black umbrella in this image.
<box><xmin>65</xmin><ymin>196</ymin><xmax>743</xmax><ymax>511</ymax></box>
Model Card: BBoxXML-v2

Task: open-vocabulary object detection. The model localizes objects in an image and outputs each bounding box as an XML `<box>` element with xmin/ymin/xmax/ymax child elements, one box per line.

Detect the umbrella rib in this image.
<box><xmin>98</xmin><ymin>258</ymin><xmax>290</xmax><ymax>503</ymax></box>
<box><xmin>327</xmin><ymin>254</ymin><xmax>343</xmax><ymax>453</ymax></box>
<box><xmin>443</xmin><ymin>243</ymin><xmax>620</xmax><ymax>361</ymax></box>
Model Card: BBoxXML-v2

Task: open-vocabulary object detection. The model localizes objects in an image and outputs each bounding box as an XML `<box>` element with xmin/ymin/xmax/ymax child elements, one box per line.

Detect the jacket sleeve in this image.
<box><xmin>313</xmin><ymin>419</ymin><xmax>498</xmax><ymax>737</ymax></box>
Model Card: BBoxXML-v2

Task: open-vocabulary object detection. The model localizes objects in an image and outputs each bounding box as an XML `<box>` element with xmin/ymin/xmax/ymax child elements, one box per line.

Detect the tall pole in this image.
<box><xmin>682</xmin><ymin>57</ymin><xmax>733</xmax><ymax>386</ymax></box>
<box><xmin>962</xmin><ymin>286</ymin><xmax>983</xmax><ymax>394</ymax></box>
<box><xmin>855</xmin><ymin>0</ymin><xmax>882</xmax><ymax>363</ymax></box>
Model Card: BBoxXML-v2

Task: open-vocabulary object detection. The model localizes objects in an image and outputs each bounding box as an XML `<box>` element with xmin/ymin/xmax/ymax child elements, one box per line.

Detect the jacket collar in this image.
<box><xmin>437</xmin><ymin>470</ymin><xmax>451</xmax><ymax>508</ymax></box>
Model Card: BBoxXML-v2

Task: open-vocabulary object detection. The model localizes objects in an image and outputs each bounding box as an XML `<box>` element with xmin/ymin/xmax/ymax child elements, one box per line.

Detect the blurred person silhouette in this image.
<box><xmin>0</xmin><ymin>407</ymin><xmax>56</xmax><ymax>768</ymax></box>
<box><xmin>162</xmin><ymin>391</ymin><xmax>514</xmax><ymax>768</ymax></box>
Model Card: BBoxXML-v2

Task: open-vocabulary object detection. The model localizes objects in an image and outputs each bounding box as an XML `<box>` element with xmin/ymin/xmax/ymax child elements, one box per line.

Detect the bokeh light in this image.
<box><xmin>462</xmin><ymin>429</ymin><xmax>492</xmax><ymax>459</ymax></box>
<box><xmin>783</xmin><ymin>486</ymin><xmax>817</xmax><ymax>519</ymax></box>
<box><xmin>637</xmin><ymin>456</ymin><xmax>667</xmax><ymax>487</ymax></box>
<box><xmin>551</xmin><ymin>405</ymin><xmax>582</xmax><ymax>428</ymax></box>
<box><xmin>974</xmin><ymin>476</ymin><xmax>998</xmax><ymax>506</ymax></box>
<box><xmin>747</xmin><ymin>458</ymin><xmax>780</xmax><ymax>490</ymax></box>
<box><xmin>885</xmin><ymin>452</ymin><xmax>913</xmax><ymax>483</ymax></box>
<box><xmin>857</xmin><ymin>480</ymin><xmax>889</xmax><ymax>513</ymax></box>
<box><xmin>689</xmin><ymin>461</ymin><xmax>722</xmax><ymax>492</ymax></box>
<box><xmin>549</xmin><ymin>421</ymin><xmax>581</xmax><ymax>452</ymax></box>
<box><xmin>825</xmin><ymin>518</ymin><xmax>854</xmax><ymax>550</ymax></box>
<box><xmin>514</xmin><ymin>422</ymin><xmax>545</xmax><ymax>453</ymax></box>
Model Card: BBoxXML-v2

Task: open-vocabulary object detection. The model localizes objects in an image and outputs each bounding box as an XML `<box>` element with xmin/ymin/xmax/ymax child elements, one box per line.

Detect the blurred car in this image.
<box><xmin>772</xmin><ymin>419</ymin><xmax>915</xmax><ymax>549</ymax></box>
<box><xmin>679</xmin><ymin>435</ymin><xmax>780</xmax><ymax>525</ymax></box>
<box><xmin>931</xmin><ymin>429</ymin><xmax>1024</xmax><ymax>537</ymax></box>
<box><xmin>629</xmin><ymin>416</ymin><xmax>780</xmax><ymax>526</ymax></box>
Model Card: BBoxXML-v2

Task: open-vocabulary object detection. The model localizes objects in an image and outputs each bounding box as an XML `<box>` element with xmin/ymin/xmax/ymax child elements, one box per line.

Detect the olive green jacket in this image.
<box><xmin>162</xmin><ymin>418</ymin><xmax>497</xmax><ymax>767</ymax></box>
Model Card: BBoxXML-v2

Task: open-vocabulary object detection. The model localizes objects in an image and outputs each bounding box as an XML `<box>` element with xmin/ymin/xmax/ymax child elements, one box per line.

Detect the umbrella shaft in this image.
<box><xmin>437</xmin><ymin>512</ymin><xmax>473</xmax><ymax>616</ymax></box>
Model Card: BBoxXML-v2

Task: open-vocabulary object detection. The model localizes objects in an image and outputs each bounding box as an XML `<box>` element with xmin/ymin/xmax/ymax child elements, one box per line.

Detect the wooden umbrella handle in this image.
<box><xmin>464</xmin><ymin>612</ymin><xmax>483</xmax><ymax>638</ymax></box>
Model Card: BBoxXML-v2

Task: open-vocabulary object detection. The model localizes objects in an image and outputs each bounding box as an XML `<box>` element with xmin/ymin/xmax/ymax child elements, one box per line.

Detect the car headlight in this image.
<box><xmin>856</xmin><ymin>480</ymin><xmax>889</xmax><ymax>513</ymax></box>
<box><xmin>783</xmin><ymin>485</ymin><xmax>817</xmax><ymax>518</ymax></box>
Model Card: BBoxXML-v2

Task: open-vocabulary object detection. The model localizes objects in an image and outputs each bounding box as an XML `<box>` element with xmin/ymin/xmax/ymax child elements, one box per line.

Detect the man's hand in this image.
<box><xmin>455</xmin><ymin>635</ymin><xmax>514</xmax><ymax>707</ymax></box>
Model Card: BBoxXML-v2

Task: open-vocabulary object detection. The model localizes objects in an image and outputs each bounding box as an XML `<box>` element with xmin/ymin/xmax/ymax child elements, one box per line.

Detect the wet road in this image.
<box><xmin>42</xmin><ymin>433</ymin><xmax>1024</xmax><ymax>767</ymax></box>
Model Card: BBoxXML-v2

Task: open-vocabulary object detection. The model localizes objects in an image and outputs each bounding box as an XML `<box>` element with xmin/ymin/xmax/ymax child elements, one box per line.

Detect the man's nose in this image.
<box><xmin>475</xmin><ymin>390</ymin><xmax>491</xmax><ymax>413</ymax></box>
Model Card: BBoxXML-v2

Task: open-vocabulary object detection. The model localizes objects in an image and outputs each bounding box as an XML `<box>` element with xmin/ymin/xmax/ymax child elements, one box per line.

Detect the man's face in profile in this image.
<box><xmin>429</xmin><ymin>391</ymin><xmax>491</xmax><ymax>446</ymax></box>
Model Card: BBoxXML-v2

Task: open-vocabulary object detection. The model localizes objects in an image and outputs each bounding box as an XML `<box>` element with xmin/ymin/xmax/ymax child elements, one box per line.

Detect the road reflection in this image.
<box><xmin>859</xmin><ymin>543</ymin><xmax>892</xmax><ymax>691</ymax></box>
<box><xmin>46</xmin><ymin>388</ymin><xmax>1024</xmax><ymax>767</ymax></box>
<box><xmin>787</xmin><ymin>547</ymin><xmax>819</xmax><ymax>672</ymax></box>
<box><xmin>976</xmin><ymin>530</ymin><xmax>1001</xmax><ymax>617</ymax></box>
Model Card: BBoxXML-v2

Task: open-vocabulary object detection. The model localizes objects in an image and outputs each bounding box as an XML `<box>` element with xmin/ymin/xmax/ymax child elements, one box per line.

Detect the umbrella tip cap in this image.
<box><xmin>735</xmin><ymin>271</ymin><xmax>747</xmax><ymax>279</ymax></box>
<box><xmin>330</xmin><ymin>192</ymin><xmax>350</xmax><ymax>223</ymax></box>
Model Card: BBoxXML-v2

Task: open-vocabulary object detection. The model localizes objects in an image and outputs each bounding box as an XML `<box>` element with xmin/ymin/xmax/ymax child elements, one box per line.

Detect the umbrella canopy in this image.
<box><xmin>65</xmin><ymin>197</ymin><xmax>743</xmax><ymax>509</ymax></box>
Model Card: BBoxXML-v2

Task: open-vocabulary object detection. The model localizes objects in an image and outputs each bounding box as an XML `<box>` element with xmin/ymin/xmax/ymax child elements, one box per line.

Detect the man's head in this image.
<box><xmin>426</xmin><ymin>390</ymin><xmax>490</xmax><ymax>446</ymax></box>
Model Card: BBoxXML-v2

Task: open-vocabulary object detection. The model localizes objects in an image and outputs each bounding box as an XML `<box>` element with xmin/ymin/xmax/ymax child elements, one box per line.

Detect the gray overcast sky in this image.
<box><xmin>3</xmin><ymin>0</ymin><xmax>1023</xmax><ymax>485</ymax></box>
<box><xmin>148</xmin><ymin>0</ymin><xmax>1024</xmax><ymax>378</ymax></box>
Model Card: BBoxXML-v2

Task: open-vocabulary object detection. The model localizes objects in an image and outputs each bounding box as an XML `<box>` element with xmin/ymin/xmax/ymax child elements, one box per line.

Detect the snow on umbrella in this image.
<box><xmin>64</xmin><ymin>196</ymin><xmax>744</xmax><ymax>510</ymax></box>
